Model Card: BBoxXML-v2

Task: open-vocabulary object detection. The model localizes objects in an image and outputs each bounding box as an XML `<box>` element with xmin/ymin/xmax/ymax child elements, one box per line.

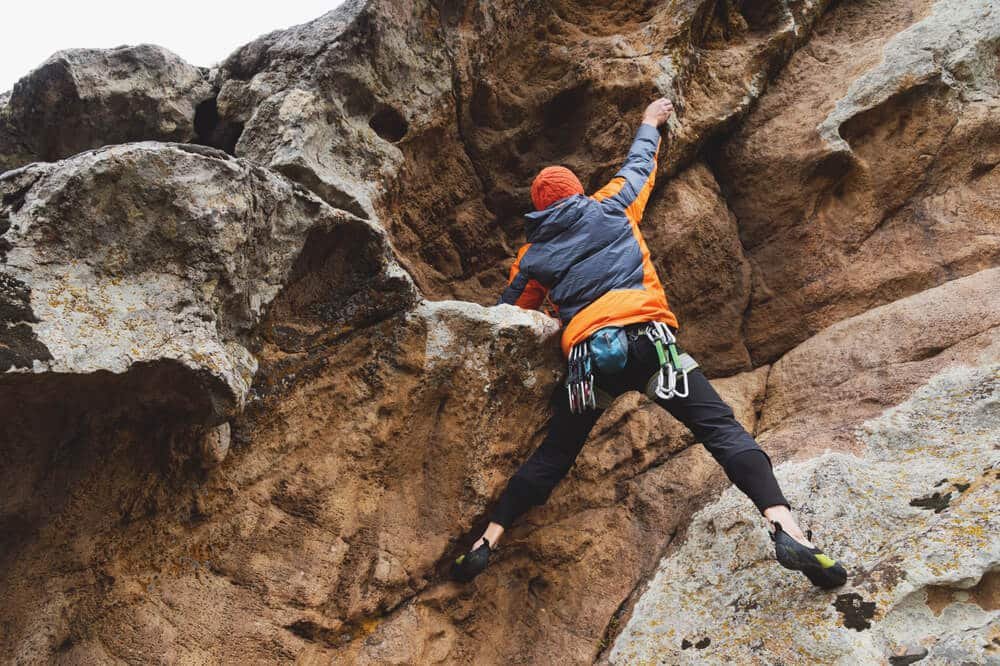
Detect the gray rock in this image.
<box><xmin>819</xmin><ymin>0</ymin><xmax>1000</xmax><ymax>152</ymax></box>
<box><xmin>1</xmin><ymin>44</ymin><xmax>212</xmax><ymax>172</ymax></box>
<box><xmin>610</xmin><ymin>364</ymin><xmax>1000</xmax><ymax>665</ymax></box>
<box><xmin>213</xmin><ymin>0</ymin><xmax>453</xmax><ymax>221</ymax></box>
<box><xmin>0</xmin><ymin>142</ymin><xmax>414</xmax><ymax>422</ymax></box>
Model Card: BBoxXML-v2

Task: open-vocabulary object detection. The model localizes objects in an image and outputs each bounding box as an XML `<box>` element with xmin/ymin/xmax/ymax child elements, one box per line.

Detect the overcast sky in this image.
<box><xmin>1</xmin><ymin>1</ymin><xmax>346</xmax><ymax>92</ymax></box>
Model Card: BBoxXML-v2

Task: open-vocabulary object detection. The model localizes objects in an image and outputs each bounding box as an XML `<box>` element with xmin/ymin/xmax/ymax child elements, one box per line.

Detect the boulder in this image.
<box><xmin>610</xmin><ymin>363</ymin><xmax>1000</xmax><ymax>665</ymax></box>
<box><xmin>0</xmin><ymin>44</ymin><xmax>212</xmax><ymax>172</ymax></box>
<box><xmin>0</xmin><ymin>299</ymin><xmax>563</xmax><ymax>663</ymax></box>
<box><xmin>0</xmin><ymin>0</ymin><xmax>998</xmax><ymax>663</ymax></box>
<box><xmin>0</xmin><ymin>141</ymin><xmax>412</xmax><ymax>423</ymax></box>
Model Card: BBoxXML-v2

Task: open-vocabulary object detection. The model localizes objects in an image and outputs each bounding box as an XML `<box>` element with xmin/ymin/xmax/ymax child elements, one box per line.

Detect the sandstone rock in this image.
<box><xmin>640</xmin><ymin>161</ymin><xmax>753</xmax><ymax>376</ymax></box>
<box><xmin>325</xmin><ymin>366</ymin><xmax>771</xmax><ymax>665</ymax></box>
<box><xmin>610</xmin><ymin>363</ymin><xmax>1000</xmax><ymax>665</ymax></box>
<box><xmin>0</xmin><ymin>0</ymin><xmax>998</xmax><ymax>663</ymax></box>
<box><xmin>207</xmin><ymin>0</ymin><xmax>831</xmax><ymax>307</ymax></box>
<box><xmin>0</xmin><ymin>299</ymin><xmax>562</xmax><ymax>663</ymax></box>
<box><xmin>715</xmin><ymin>0</ymin><xmax>1000</xmax><ymax>364</ymax></box>
<box><xmin>0</xmin><ymin>141</ymin><xmax>411</xmax><ymax>422</ymax></box>
<box><xmin>0</xmin><ymin>44</ymin><xmax>212</xmax><ymax>172</ymax></box>
<box><xmin>760</xmin><ymin>267</ymin><xmax>1000</xmax><ymax>460</ymax></box>
<box><xmin>436</xmin><ymin>0</ymin><xmax>831</xmax><ymax>303</ymax></box>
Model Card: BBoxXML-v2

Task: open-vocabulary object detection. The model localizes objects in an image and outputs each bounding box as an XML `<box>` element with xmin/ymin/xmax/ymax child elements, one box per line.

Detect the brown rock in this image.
<box><xmin>327</xmin><ymin>367</ymin><xmax>770</xmax><ymax>665</ymax></box>
<box><xmin>211</xmin><ymin>0</ymin><xmax>830</xmax><ymax>306</ymax></box>
<box><xmin>0</xmin><ymin>300</ymin><xmax>562</xmax><ymax>663</ymax></box>
<box><xmin>0</xmin><ymin>0</ymin><xmax>998</xmax><ymax>663</ymax></box>
<box><xmin>641</xmin><ymin>161</ymin><xmax>753</xmax><ymax>376</ymax></box>
<box><xmin>760</xmin><ymin>267</ymin><xmax>1000</xmax><ymax>460</ymax></box>
<box><xmin>714</xmin><ymin>0</ymin><xmax>1000</xmax><ymax>364</ymax></box>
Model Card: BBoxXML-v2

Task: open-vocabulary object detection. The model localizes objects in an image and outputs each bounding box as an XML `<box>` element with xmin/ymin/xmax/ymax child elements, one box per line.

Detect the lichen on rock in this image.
<box><xmin>0</xmin><ymin>141</ymin><xmax>410</xmax><ymax>422</ymax></box>
<box><xmin>609</xmin><ymin>364</ymin><xmax>1000</xmax><ymax>665</ymax></box>
<box><xmin>0</xmin><ymin>0</ymin><xmax>998</xmax><ymax>663</ymax></box>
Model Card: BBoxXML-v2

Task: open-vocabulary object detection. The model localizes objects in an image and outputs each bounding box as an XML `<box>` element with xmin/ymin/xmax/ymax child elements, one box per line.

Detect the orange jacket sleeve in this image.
<box><xmin>497</xmin><ymin>243</ymin><xmax>548</xmax><ymax>310</ymax></box>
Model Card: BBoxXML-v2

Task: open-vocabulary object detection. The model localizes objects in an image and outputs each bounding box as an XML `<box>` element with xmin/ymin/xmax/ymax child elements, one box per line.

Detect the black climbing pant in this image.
<box><xmin>490</xmin><ymin>324</ymin><xmax>789</xmax><ymax>528</ymax></box>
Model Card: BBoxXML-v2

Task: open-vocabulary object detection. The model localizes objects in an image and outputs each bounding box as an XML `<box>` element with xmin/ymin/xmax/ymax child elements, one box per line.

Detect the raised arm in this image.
<box><xmin>591</xmin><ymin>97</ymin><xmax>674</xmax><ymax>224</ymax></box>
<box><xmin>497</xmin><ymin>243</ymin><xmax>548</xmax><ymax>310</ymax></box>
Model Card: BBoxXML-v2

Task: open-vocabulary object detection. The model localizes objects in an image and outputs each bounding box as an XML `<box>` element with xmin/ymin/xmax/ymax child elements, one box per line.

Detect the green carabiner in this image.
<box><xmin>667</xmin><ymin>342</ymin><xmax>682</xmax><ymax>370</ymax></box>
<box><xmin>654</xmin><ymin>339</ymin><xmax>667</xmax><ymax>367</ymax></box>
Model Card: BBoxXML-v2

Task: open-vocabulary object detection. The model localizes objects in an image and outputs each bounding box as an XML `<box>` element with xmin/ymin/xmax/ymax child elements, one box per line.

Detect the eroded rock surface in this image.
<box><xmin>0</xmin><ymin>141</ymin><xmax>409</xmax><ymax>421</ymax></box>
<box><xmin>0</xmin><ymin>45</ymin><xmax>212</xmax><ymax>172</ymax></box>
<box><xmin>0</xmin><ymin>300</ymin><xmax>560</xmax><ymax>663</ymax></box>
<box><xmin>208</xmin><ymin>0</ymin><xmax>832</xmax><ymax>306</ymax></box>
<box><xmin>715</xmin><ymin>0</ymin><xmax>1000</xmax><ymax>365</ymax></box>
<box><xmin>0</xmin><ymin>0</ymin><xmax>998</xmax><ymax>664</ymax></box>
<box><xmin>610</xmin><ymin>364</ymin><xmax>1000</xmax><ymax>665</ymax></box>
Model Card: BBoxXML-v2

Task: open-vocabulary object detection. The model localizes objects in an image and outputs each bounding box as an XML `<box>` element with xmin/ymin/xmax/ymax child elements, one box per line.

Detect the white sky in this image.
<box><xmin>1</xmin><ymin>1</ymin><xmax>346</xmax><ymax>92</ymax></box>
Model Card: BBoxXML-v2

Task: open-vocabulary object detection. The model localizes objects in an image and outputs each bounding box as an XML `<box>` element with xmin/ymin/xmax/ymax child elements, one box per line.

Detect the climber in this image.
<box><xmin>451</xmin><ymin>97</ymin><xmax>847</xmax><ymax>590</ymax></box>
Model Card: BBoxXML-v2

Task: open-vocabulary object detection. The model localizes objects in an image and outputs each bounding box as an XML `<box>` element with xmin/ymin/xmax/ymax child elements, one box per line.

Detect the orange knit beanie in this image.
<box><xmin>530</xmin><ymin>166</ymin><xmax>584</xmax><ymax>211</ymax></box>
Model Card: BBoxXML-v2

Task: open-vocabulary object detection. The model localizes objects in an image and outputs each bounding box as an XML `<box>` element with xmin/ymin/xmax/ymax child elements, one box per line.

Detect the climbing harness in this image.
<box><xmin>642</xmin><ymin>321</ymin><xmax>694</xmax><ymax>401</ymax></box>
<box><xmin>566</xmin><ymin>321</ymin><xmax>699</xmax><ymax>414</ymax></box>
<box><xmin>566</xmin><ymin>341</ymin><xmax>596</xmax><ymax>414</ymax></box>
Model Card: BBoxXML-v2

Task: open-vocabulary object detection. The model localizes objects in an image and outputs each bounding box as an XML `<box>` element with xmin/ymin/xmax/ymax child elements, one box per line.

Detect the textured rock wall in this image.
<box><xmin>0</xmin><ymin>0</ymin><xmax>998</xmax><ymax>664</ymax></box>
<box><xmin>610</xmin><ymin>363</ymin><xmax>1000</xmax><ymax>665</ymax></box>
<box><xmin>0</xmin><ymin>45</ymin><xmax>212</xmax><ymax>172</ymax></box>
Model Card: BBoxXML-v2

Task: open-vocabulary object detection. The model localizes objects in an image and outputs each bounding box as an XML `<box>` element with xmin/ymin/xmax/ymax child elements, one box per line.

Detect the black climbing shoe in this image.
<box><xmin>771</xmin><ymin>522</ymin><xmax>847</xmax><ymax>589</ymax></box>
<box><xmin>451</xmin><ymin>538</ymin><xmax>492</xmax><ymax>583</ymax></box>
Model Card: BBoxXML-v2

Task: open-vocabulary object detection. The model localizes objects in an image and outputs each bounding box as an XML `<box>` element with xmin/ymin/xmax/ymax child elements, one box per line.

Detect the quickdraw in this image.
<box><xmin>566</xmin><ymin>341</ymin><xmax>596</xmax><ymax>414</ymax></box>
<box><xmin>644</xmin><ymin>321</ymin><xmax>690</xmax><ymax>400</ymax></box>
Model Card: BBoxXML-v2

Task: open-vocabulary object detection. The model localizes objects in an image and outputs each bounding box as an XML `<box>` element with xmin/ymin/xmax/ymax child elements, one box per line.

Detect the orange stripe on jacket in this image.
<box><xmin>506</xmin><ymin>243</ymin><xmax>549</xmax><ymax>310</ymax></box>
<box><xmin>562</xmin><ymin>136</ymin><xmax>676</xmax><ymax>356</ymax></box>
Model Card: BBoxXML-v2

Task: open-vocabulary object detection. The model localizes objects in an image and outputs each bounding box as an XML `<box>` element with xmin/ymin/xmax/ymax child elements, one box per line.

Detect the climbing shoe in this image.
<box><xmin>771</xmin><ymin>522</ymin><xmax>847</xmax><ymax>589</ymax></box>
<box><xmin>450</xmin><ymin>538</ymin><xmax>492</xmax><ymax>583</ymax></box>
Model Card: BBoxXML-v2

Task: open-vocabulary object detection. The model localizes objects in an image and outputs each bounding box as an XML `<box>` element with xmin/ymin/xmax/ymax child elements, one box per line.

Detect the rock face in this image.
<box><xmin>610</xmin><ymin>363</ymin><xmax>1000</xmax><ymax>665</ymax></box>
<box><xmin>0</xmin><ymin>0</ymin><xmax>998</xmax><ymax>664</ymax></box>
<box><xmin>207</xmin><ymin>0</ymin><xmax>833</xmax><ymax>305</ymax></box>
<box><xmin>0</xmin><ymin>45</ymin><xmax>212</xmax><ymax>172</ymax></box>
<box><xmin>0</xmin><ymin>299</ymin><xmax>562</xmax><ymax>664</ymax></box>
<box><xmin>714</xmin><ymin>0</ymin><xmax>1000</xmax><ymax>365</ymax></box>
<box><xmin>1</xmin><ymin>141</ymin><xmax>410</xmax><ymax>421</ymax></box>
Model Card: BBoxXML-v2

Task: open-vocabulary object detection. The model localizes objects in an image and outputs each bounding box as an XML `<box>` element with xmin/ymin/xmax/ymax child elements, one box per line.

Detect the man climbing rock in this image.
<box><xmin>452</xmin><ymin>97</ymin><xmax>847</xmax><ymax>590</ymax></box>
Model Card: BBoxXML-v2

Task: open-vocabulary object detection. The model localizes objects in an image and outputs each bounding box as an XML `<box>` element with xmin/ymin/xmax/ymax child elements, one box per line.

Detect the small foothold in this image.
<box><xmin>200</xmin><ymin>422</ymin><xmax>231</xmax><ymax>467</ymax></box>
<box><xmin>888</xmin><ymin>645</ymin><xmax>929</xmax><ymax>665</ymax></box>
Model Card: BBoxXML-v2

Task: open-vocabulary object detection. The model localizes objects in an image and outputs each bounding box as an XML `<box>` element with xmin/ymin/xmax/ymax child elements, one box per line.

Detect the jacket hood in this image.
<box><xmin>523</xmin><ymin>194</ymin><xmax>591</xmax><ymax>242</ymax></box>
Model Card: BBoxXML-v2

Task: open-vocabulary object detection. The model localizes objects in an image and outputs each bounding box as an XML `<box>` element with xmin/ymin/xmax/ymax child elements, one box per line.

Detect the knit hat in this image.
<box><xmin>530</xmin><ymin>166</ymin><xmax>584</xmax><ymax>211</ymax></box>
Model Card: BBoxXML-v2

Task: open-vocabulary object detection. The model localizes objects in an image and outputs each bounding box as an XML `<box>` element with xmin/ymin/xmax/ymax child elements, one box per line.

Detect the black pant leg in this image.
<box><xmin>490</xmin><ymin>387</ymin><xmax>604</xmax><ymax>527</ymax></box>
<box><xmin>651</xmin><ymin>367</ymin><xmax>789</xmax><ymax>513</ymax></box>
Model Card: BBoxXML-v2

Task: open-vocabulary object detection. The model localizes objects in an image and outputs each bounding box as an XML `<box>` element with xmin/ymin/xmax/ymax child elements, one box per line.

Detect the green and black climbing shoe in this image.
<box><xmin>771</xmin><ymin>522</ymin><xmax>847</xmax><ymax>589</ymax></box>
<box><xmin>451</xmin><ymin>538</ymin><xmax>492</xmax><ymax>583</ymax></box>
